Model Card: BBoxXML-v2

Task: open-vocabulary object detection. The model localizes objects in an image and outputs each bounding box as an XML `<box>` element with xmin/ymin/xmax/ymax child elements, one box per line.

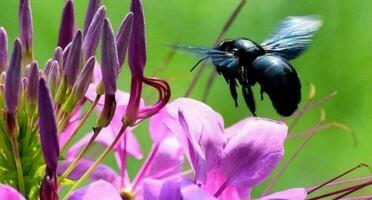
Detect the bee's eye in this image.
<box><xmin>231</xmin><ymin>48</ymin><xmax>239</xmax><ymax>54</ymax></box>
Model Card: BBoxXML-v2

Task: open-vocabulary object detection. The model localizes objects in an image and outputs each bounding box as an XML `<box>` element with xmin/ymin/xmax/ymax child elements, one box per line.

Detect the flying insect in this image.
<box><xmin>174</xmin><ymin>16</ymin><xmax>322</xmax><ymax>116</ymax></box>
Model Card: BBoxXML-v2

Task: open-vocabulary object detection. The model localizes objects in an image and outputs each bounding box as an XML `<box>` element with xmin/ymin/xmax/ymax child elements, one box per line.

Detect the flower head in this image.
<box><xmin>146</xmin><ymin>98</ymin><xmax>300</xmax><ymax>200</ymax></box>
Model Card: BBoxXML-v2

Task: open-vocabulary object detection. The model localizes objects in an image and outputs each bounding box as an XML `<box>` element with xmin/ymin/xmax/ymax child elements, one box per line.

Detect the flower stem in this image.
<box><xmin>63</xmin><ymin>123</ymin><xmax>129</xmax><ymax>200</ymax></box>
<box><xmin>131</xmin><ymin>144</ymin><xmax>160</xmax><ymax>191</ymax></box>
<box><xmin>58</xmin><ymin>127</ymin><xmax>102</xmax><ymax>184</ymax></box>
<box><xmin>10</xmin><ymin>135</ymin><xmax>25</xmax><ymax>194</ymax></box>
<box><xmin>184</xmin><ymin>0</ymin><xmax>247</xmax><ymax>97</ymax></box>
<box><xmin>60</xmin><ymin>95</ymin><xmax>100</xmax><ymax>152</ymax></box>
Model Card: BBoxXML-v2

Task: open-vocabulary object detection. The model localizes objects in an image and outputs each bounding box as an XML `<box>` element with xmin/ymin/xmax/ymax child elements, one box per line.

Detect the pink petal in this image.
<box><xmin>59</xmin><ymin>108</ymin><xmax>82</xmax><ymax>147</ymax></box>
<box><xmin>85</xmin><ymin>83</ymin><xmax>132</xmax><ymax>106</ymax></box>
<box><xmin>143</xmin><ymin>179</ymin><xmax>181</xmax><ymax>200</ymax></box>
<box><xmin>153</xmin><ymin>98</ymin><xmax>226</xmax><ymax>183</ymax></box>
<box><xmin>203</xmin><ymin>169</ymin><xmax>250</xmax><ymax>200</ymax></box>
<box><xmin>145</xmin><ymin>137</ymin><xmax>184</xmax><ymax>180</ymax></box>
<box><xmin>221</xmin><ymin>118</ymin><xmax>287</xmax><ymax>188</ymax></box>
<box><xmin>0</xmin><ymin>185</ymin><xmax>25</xmax><ymax>200</ymax></box>
<box><xmin>257</xmin><ymin>188</ymin><xmax>307</xmax><ymax>200</ymax></box>
<box><xmin>68</xmin><ymin>180</ymin><xmax>121</xmax><ymax>200</ymax></box>
<box><xmin>57</xmin><ymin>160</ymin><xmax>120</xmax><ymax>187</ymax></box>
<box><xmin>93</xmin><ymin>62</ymin><xmax>102</xmax><ymax>82</ymax></box>
<box><xmin>180</xmin><ymin>180</ymin><xmax>218</xmax><ymax>200</ymax></box>
<box><xmin>66</xmin><ymin>128</ymin><xmax>142</xmax><ymax>160</ymax></box>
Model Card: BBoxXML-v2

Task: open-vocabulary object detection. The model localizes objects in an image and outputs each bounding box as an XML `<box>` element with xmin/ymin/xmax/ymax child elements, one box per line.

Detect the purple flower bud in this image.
<box><xmin>47</xmin><ymin>60</ymin><xmax>60</xmax><ymax>96</ymax></box>
<box><xmin>27</xmin><ymin>61</ymin><xmax>39</xmax><ymax>105</ymax></box>
<box><xmin>40</xmin><ymin>171</ymin><xmax>58</xmax><ymax>200</ymax></box>
<box><xmin>116</xmin><ymin>12</ymin><xmax>133</xmax><ymax>68</ymax></box>
<box><xmin>44</xmin><ymin>59</ymin><xmax>53</xmax><ymax>76</ymax></box>
<box><xmin>128</xmin><ymin>0</ymin><xmax>146</xmax><ymax>78</ymax></box>
<box><xmin>0</xmin><ymin>27</ymin><xmax>8</xmax><ymax>72</ymax></box>
<box><xmin>38</xmin><ymin>83</ymin><xmax>60</xmax><ymax>200</ymax></box>
<box><xmin>83</xmin><ymin>0</ymin><xmax>101</xmax><ymax>36</ymax></box>
<box><xmin>58</xmin><ymin>0</ymin><xmax>75</xmax><ymax>49</ymax></box>
<box><xmin>101</xmin><ymin>18</ymin><xmax>119</xmax><ymax>95</ymax></box>
<box><xmin>53</xmin><ymin>46</ymin><xmax>63</xmax><ymax>67</ymax></box>
<box><xmin>5</xmin><ymin>39</ymin><xmax>22</xmax><ymax>113</ymax></box>
<box><xmin>38</xmin><ymin>77</ymin><xmax>59</xmax><ymax>171</ymax></box>
<box><xmin>82</xmin><ymin>6</ymin><xmax>106</xmax><ymax>60</ymax></box>
<box><xmin>64</xmin><ymin>31</ymin><xmax>82</xmax><ymax>87</ymax></box>
<box><xmin>19</xmin><ymin>0</ymin><xmax>33</xmax><ymax>60</ymax></box>
<box><xmin>74</xmin><ymin>56</ymin><xmax>95</xmax><ymax>100</ymax></box>
<box><xmin>62</xmin><ymin>43</ymin><xmax>71</xmax><ymax>69</ymax></box>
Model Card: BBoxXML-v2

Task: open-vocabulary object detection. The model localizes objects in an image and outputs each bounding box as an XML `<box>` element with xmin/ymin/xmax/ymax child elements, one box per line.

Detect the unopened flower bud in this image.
<box><xmin>0</xmin><ymin>27</ymin><xmax>8</xmax><ymax>72</ymax></box>
<box><xmin>116</xmin><ymin>12</ymin><xmax>133</xmax><ymax>68</ymax></box>
<box><xmin>19</xmin><ymin>0</ymin><xmax>33</xmax><ymax>64</ymax></box>
<box><xmin>58</xmin><ymin>0</ymin><xmax>75</xmax><ymax>49</ymax></box>
<box><xmin>64</xmin><ymin>31</ymin><xmax>82</xmax><ymax>87</ymax></box>
<box><xmin>27</xmin><ymin>61</ymin><xmax>39</xmax><ymax>114</ymax></box>
<box><xmin>83</xmin><ymin>0</ymin><xmax>101</xmax><ymax>36</ymax></box>
<box><xmin>101</xmin><ymin>18</ymin><xmax>119</xmax><ymax>95</ymax></box>
<box><xmin>82</xmin><ymin>6</ymin><xmax>106</xmax><ymax>60</ymax></box>
<box><xmin>5</xmin><ymin>39</ymin><xmax>22</xmax><ymax>113</ymax></box>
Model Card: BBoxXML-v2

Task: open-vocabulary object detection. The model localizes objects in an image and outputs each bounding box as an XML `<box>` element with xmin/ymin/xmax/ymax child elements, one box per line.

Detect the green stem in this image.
<box><xmin>60</xmin><ymin>95</ymin><xmax>100</xmax><ymax>152</ymax></box>
<box><xmin>10</xmin><ymin>135</ymin><xmax>25</xmax><ymax>194</ymax></box>
<box><xmin>63</xmin><ymin>123</ymin><xmax>129</xmax><ymax>200</ymax></box>
<box><xmin>184</xmin><ymin>0</ymin><xmax>247</xmax><ymax>97</ymax></box>
<box><xmin>58</xmin><ymin>127</ymin><xmax>102</xmax><ymax>184</ymax></box>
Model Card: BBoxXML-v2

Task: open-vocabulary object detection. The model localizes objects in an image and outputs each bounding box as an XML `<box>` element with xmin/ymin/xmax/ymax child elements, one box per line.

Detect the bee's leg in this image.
<box><xmin>242</xmin><ymin>85</ymin><xmax>256</xmax><ymax>116</ymax></box>
<box><xmin>229</xmin><ymin>78</ymin><xmax>238</xmax><ymax>107</ymax></box>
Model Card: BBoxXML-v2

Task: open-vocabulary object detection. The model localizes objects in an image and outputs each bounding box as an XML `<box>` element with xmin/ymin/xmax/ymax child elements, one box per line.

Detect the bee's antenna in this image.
<box><xmin>190</xmin><ymin>56</ymin><xmax>208</xmax><ymax>72</ymax></box>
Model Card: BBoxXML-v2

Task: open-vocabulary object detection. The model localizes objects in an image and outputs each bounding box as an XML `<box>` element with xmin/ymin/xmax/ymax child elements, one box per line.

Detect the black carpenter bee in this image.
<box><xmin>174</xmin><ymin>16</ymin><xmax>322</xmax><ymax>116</ymax></box>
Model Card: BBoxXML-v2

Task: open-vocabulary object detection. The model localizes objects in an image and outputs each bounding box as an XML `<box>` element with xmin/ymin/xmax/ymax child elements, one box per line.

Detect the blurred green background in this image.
<box><xmin>1</xmin><ymin>0</ymin><xmax>372</xmax><ymax>197</ymax></box>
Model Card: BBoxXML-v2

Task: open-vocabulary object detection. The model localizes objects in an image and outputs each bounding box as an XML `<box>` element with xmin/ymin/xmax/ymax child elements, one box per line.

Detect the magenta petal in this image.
<box><xmin>203</xmin><ymin>169</ymin><xmax>250</xmax><ymax>200</ymax></box>
<box><xmin>143</xmin><ymin>179</ymin><xmax>181</xmax><ymax>200</ymax></box>
<box><xmin>258</xmin><ymin>188</ymin><xmax>307</xmax><ymax>200</ymax></box>
<box><xmin>68</xmin><ymin>180</ymin><xmax>121</xmax><ymax>200</ymax></box>
<box><xmin>59</xmin><ymin>108</ymin><xmax>81</xmax><ymax>147</ymax></box>
<box><xmin>221</xmin><ymin>118</ymin><xmax>287</xmax><ymax>188</ymax></box>
<box><xmin>154</xmin><ymin>98</ymin><xmax>226</xmax><ymax>182</ymax></box>
<box><xmin>0</xmin><ymin>184</ymin><xmax>25</xmax><ymax>200</ymax></box>
<box><xmin>85</xmin><ymin>84</ymin><xmax>135</xmax><ymax>107</ymax></box>
<box><xmin>144</xmin><ymin>137</ymin><xmax>183</xmax><ymax>180</ymax></box>
<box><xmin>58</xmin><ymin>160</ymin><xmax>119</xmax><ymax>184</ymax></box>
<box><xmin>66</xmin><ymin>128</ymin><xmax>141</xmax><ymax>160</ymax></box>
<box><xmin>148</xmin><ymin>109</ymin><xmax>173</xmax><ymax>143</ymax></box>
<box><xmin>180</xmin><ymin>181</ymin><xmax>218</xmax><ymax>200</ymax></box>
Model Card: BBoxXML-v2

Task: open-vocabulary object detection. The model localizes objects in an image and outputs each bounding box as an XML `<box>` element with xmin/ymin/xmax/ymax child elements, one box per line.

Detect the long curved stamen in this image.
<box><xmin>307</xmin><ymin>163</ymin><xmax>371</xmax><ymax>194</ymax></box>
<box><xmin>308</xmin><ymin>180</ymin><xmax>372</xmax><ymax>200</ymax></box>
<box><xmin>136</xmin><ymin>77</ymin><xmax>170</xmax><ymax>121</ymax></box>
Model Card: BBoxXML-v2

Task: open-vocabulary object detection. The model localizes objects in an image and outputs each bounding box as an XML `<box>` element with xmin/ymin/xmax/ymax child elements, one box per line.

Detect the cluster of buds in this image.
<box><xmin>0</xmin><ymin>0</ymin><xmax>170</xmax><ymax>199</ymax></box>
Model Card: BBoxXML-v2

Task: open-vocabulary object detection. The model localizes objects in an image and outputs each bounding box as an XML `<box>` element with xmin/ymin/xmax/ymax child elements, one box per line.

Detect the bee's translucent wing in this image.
<box><xmin>171</xmin><ymin>45</ymin><xmax>240</xmax><ymax>69</ymax></box>
<box><xmin>261</xmin><ymin>16</ymin><xmax>322</xmax><ymax>60</ymax></box>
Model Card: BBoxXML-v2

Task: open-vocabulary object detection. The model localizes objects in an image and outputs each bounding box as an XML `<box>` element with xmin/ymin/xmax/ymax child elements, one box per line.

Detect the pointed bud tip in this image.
<box><xmin>5</xmin><ymin>39</ymin><xmax>23</xmax><ymax>113</ymax></box>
